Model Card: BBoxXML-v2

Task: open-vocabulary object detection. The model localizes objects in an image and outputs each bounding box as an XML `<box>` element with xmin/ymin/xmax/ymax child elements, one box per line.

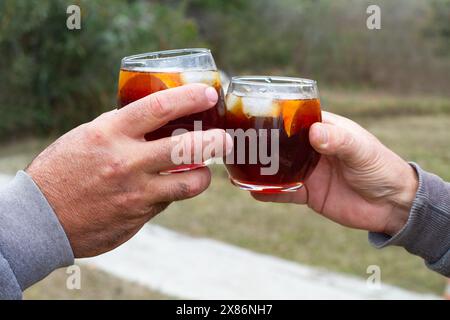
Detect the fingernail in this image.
<box><xmin>318</xmin><ymin>125</ymin><xmax>328</xmax><ymax>148</ymax></box>
<box><xmin>205</xmin><ymin>87</ymin><xmax>218</xmax><ymax>105</ymax></box>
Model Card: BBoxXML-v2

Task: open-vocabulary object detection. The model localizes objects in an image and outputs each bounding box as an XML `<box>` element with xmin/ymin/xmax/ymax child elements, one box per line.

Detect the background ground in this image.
<box><xmin>23</xmin><ymin>265</ymin><xmax>170</xmax><ymax>300</ymax></box>
<box><xmin>1</xmin><ymin>90</ymin><xmax>448</xmax><ymax>298</ymax></box>
<box><xmin>1</xmin><ymin>0</ymin><xmax>448</xmax><ymax>299</ymax></box>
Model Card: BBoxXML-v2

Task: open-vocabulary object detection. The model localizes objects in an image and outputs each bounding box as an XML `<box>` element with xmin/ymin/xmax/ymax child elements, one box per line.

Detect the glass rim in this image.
<box><xmin>231</xmin><ymin>76</ymin><xmax>317</xmax><ymax>88</ymax></box>
<box><xmin>122</xmin><ymin>48</ymin><xmax>212</xmax><ymax>64</ymax></box>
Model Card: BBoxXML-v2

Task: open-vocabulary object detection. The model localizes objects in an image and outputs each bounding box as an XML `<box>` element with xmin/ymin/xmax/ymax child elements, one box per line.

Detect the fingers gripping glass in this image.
<box><xmin>117</xmin><ymin>48</ymin><xmax>225</xmax><ymax>172</ymax></box>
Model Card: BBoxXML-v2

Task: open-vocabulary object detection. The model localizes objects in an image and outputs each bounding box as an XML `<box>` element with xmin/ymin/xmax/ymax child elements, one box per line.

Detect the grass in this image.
<box><xmin>153</xmin><ymin>113</ymin><xmax>450</xmax><ymax>295</ymax></box>
<box><xmin>1</xmin><ymin>91</ymin><xmax>449</xmax><ymax>297</ymax></box>
<box><xmin>24</xmin><ymin>264</ymin><xmax>170</xmax><ymax>300</ymax></box>
<box><xmin>320</xmin><ymin>89</ymin><xmax>450</xmax><ymax>119</ymax></box>
<box><xmin>0</xmin><ymin>137</ymin><xmax>53</xmax><ymax>174</ymax></box>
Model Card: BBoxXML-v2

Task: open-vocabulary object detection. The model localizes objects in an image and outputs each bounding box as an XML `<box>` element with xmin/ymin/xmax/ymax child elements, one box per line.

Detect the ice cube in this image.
<box><xmin>225</xmin><ymin>94</ymin><xmax>242</xmax><ymax>113</ymax></box>
<box><xmin>180</xmin><ymin>71</ymin><xmax>220</xmax><ymax>86</ymax></box>
<box><xmin>242</xmin><ymin>97</ymin><xmax>280</xmax><ymax>118</ymax></box>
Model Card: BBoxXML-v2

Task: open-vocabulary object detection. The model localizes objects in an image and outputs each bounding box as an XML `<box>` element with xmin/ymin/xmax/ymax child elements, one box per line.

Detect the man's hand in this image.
<box><xmin>252</xmin><ymin>111</ymin><xmax>418</xmax><ymax>236</ymax></box>
<box><xmin>26</xmin><ymin>84</ymin><xmax>231</xmax><ymax>258</ymax></box>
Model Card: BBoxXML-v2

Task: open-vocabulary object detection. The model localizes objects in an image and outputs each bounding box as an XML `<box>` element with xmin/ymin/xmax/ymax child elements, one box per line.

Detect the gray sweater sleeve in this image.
<box><xmin>0</xmin><ymin>171</ymin><xmax>74</xmax><ymax>299</ymax></box>
<box><xmin>369</xmin><ymin>163</ymin><xmax>450</xmax><ymax>276</ymax></box>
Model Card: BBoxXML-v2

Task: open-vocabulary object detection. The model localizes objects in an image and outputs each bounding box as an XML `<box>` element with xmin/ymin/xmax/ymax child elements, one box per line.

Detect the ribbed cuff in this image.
<box><xmin>369</xmin><ymin>163</ymin><xmax>450</xmax><ymax>276</ymax></box>
<box><xmin>0</xmin><ymin>171</ymin><xmax>74</xmax><ymax>290</ymax></box>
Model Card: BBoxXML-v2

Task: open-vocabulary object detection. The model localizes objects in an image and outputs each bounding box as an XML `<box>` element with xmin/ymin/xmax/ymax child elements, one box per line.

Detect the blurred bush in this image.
<box><xmin>186</xmin><ymin>0</ymin><xmax>450</xmax><ymax>93</ymax></box>
<box><xmin>0</xmin><ymin>0</ymin><xmax>449</xmax><ymax>140</ymax></box>
<box><xmin>0</xmin><ymin>0</ymin><xmax>200</xmax><ymax>138</ymax></box>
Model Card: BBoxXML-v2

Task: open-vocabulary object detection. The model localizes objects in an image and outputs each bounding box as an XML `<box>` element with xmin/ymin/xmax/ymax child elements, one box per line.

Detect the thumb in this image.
<box><xmin>309</xmin><ymin>122</ymin><xmax>363</xmax><ymax>165</ymax></box>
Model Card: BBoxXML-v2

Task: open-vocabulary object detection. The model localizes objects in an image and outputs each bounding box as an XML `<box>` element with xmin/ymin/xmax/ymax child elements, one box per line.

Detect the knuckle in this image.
<box><xmin>185</xmin><ymin>86</ymin><xmax>199</xmax><ymax>104</ymax></box>
<box><xmin>115</xmin><ymin>192</ymin><xmax>140</xmax><ymax>211</ymax></box>
<box><xmin>149</xmin><ymin>93</ymin><xmax>171</xmax><ymax>119</ymax></box>
<box><xmin>342</xmin><ymin>132</ymin><xmax>355</xmax><ymax>149</ymax></box>
<box><xmin>146</xmin><ymin>140</ymin><xmax>171</xmax><ymax>167</ymax></box>
<box><xmin>84</xmin><ymin>124</ymin><xmax>110</xmax><ymax>146</ymax></box>
<box><xmin>123</xmin><ymin>184</ymin><xmax>155</xmax><ymax>218</ymax></box>
<box><xmin>338</xmin><ymin>129</ymin><xmax>357</xmax><ymax>153</ymax></box>
<box><xmin>94</xmin><ymin>110</ymin><xmax>114</xmax><ymax>122</ymax></box>
<box><xmin>101</xmin><ymin>156</ymin><xmax>129</xmax><ymax>180</ymax></box>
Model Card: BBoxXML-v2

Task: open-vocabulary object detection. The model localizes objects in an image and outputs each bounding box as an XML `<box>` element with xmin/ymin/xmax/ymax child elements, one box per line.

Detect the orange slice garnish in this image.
<box><xmin>118</xmin><ymin>71</ymin><xmax>183</xmax><ymax>106</ymax></box>
<box><xmin>119</xmin><ymin>73</ymin><xmax>157</xmax><ymax>106</ymax></box>
<box><xmin>281</xmin><ymin>100</ymin><xmax>303</xmax><ymax>137</ymax></box>
<box><xmin>152</xmin><ymin>72</ymin><xmax>183</xmax><ymax>89</ymax></box>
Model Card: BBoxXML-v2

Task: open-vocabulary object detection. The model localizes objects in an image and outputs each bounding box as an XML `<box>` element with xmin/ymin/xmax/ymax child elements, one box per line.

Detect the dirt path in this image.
<box><xmin>83</xmin><ymin>224</ymin><xmax>438</xmax><ymax>299</ymax></box>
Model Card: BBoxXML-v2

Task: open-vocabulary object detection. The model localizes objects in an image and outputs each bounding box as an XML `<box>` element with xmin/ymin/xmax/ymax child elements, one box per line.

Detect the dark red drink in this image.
<box><xmin>117</xmin><ymin>49</ymin><xmax>225</xmax><ymax>172</ymax></box>
<box><xmin>224</xmin><ymin>76</ymin><xmax>322</xmax><ymax>192</ymax></box>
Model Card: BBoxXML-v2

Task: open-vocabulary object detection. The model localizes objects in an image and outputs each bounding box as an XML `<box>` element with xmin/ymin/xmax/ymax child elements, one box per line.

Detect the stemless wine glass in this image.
<box><xmin>117</xmin><ymin>48</ymin><xmax>225</xmax><ymax>172</ymax></box>
<box><xmin>223</xmin><ymin>76</ymin><xmax>322</xmax><ymax>193</ymax></box>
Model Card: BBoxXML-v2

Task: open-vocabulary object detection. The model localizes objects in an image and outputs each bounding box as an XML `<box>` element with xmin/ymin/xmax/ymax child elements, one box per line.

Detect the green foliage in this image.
<box><xmin>0</xmin><ymin>0</ymin><xmax>200</xmax><ymax>138</ymax></box>
<box><xmin>187</xmin><ymin>0</ymin><xmax>450</xmax><ymax>92</ymax></box>
<box><xmin>186</xmin><ymin>0</ymin><xmax>247</xmax><ymax>11</ymax></box>
<box><xmin>426</xmin><ymin>0</ymin><xmax>450</xmax><ymax>56</ymax></box>
<box><xmin>0</xmin><ymin>0</ymin><xmax>449</xmax><ymax>140</ymax></box>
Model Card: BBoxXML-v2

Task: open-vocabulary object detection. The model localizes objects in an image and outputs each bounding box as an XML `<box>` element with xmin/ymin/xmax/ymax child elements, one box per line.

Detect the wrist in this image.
<box><xmin>384</xmin><ymin>163</ymin><xmax>418</xmax><ymax>236</ymax></box>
